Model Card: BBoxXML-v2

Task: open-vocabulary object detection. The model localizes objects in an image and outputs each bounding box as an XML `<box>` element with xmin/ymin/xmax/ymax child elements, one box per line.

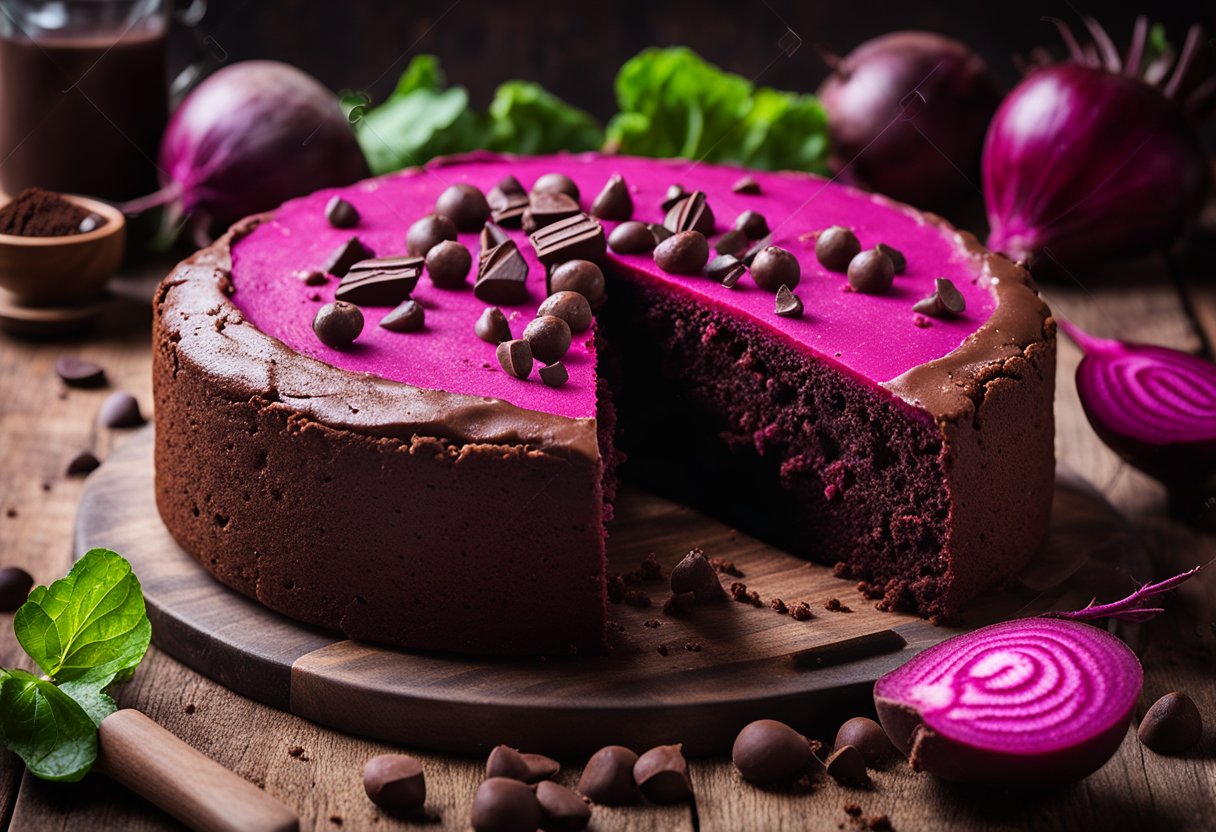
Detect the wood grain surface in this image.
<box><xmin>1</xmin><ymin>235</ymin><xmax>1215</xmax><ymax>830</ymax></box>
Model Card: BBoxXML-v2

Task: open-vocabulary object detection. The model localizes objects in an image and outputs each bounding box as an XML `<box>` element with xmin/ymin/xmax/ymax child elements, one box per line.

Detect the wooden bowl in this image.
<box><xmin>0</xmin><ymin>195</ymin><xmax>126</xmax><ymax>306</ymax></box>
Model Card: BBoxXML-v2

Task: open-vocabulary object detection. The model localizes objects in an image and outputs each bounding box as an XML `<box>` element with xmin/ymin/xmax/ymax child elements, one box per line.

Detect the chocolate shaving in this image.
<box><xmin>335</xmin><ymin>256</ymin><xmax>422</xmax><ymax>306</ymax></box>
<box><xmin>529</xmin><ymin>213</ymin><xmax>605</xmax><ymax>266</ymax></box>
<box><xmin>775</xmin><ymin>284</ymin><xmax>803</xmax><ymax>318</ymax></box>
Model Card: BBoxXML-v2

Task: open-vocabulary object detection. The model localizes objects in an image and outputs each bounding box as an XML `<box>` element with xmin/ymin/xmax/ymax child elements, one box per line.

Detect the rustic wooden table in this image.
<box><xmin>1</xmin><ymin>229</ymin><xmax>1214</xmax><ymax>831</ymax></box>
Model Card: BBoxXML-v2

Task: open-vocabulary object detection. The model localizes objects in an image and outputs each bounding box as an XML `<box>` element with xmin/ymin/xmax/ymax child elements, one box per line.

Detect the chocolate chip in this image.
<box><xmin>425</xmin><ymin>240</ymin><xmax>472</xmax><ymax>289</ymax></box>
<box><xmin>633</xmin><ymin>745</ymin><xmax>692</xmax><ymax>804</ymax></box>
<box><xmin>706</xmin><ymin>254</ymin><xmax>745</xmax><ymax>287</ymax></box>
<box><xmin>537</xmin><ymin>291</ymin><xmax>592</xmax><ymax>333</ymax></box>
<box><xmin>336</xmin><ymin>256</ymin><xmax>423</xmax><ymax>306</ymax></box>
<box><xmin>847</xmin><ymin>249</ymin><xmax>895</xmax><ymax>295</ymax></box>
<box><xmin>539</xmin><ymin>362</ymin><xmax>569</xmax><ymax>388</ymax></box>
<box><xmin>66</xmin><ymin>450</ymin><xmax>100</xmax><ymax>476</ymax></box>
<box><xmin>435</xmin><ymin>183</ymin><xmax>490</xmax><ymax>232</ymax></box>
<box><xmin>406</xmin><ymin>214</ymin><xmax>458</xmax><ymax>257</ymax></box>
<box><xmin>535</xmin><ymin>781</ymin><xmax>590</xmax><ymax>832</ymax></box>
<box><xmin>775</xmin><ymin>284</ymin><xmax>803</xmax><ymax>318</ymax></box>
<box><xmin>296</xmin><ymin>270</ymin><xmax>328</xmax><ymax>286</ymax></box>
<box><xmin>661</xmin><ymin>184</ymin><xmax>686</xmax><ymax>212</ymax></box>
<box><xmin>654</xmin><ymin>231</ymin><xmax>709</xmax><ymax>275</ymax></box>
<box><xmin>750</xmin><ymin>246</ymin><xmax>800</xmax><ymax>292</ymax></box>
<box><xmin>875</xmin><ymin>242</ymin><xmax>906</xmax><ymax>274</ymax></box>
<box><xmin>532</xmin><ymin>172</ymin><xmax>579</xmax><ymax>201</ymax></box>
<box><xmin>524</xmin><ymin>315</ymin><xmax>572</xmax><ymax>363</ymax></box>
<box><xmin>1139</xmin><ymin>692</ymin><xmax>1203</xmax><ymax>754</ymax></box>
<box><xmin>481</xmin><ymin>222</ymin><xmax>511</xmax><ymax>258</ymax></box>
<box><xmin>362</xmin><ymin>754</ymin><xmax>425</xmax><ymax>813</ymax></box>
<box><xmin>530</xmin><ymin>214</ymin><xmax>605</xmax><ymax>267</ymax></box>
<box><xmin>825</xmin><ymin>745</ymin><xmax>870</xmax><ymax>787</ymax></box>
<box><xmin>55</xmin><ymin>356</ymin><xmax>106</xmax><ymax>388</ymax></box>
<box><xmin>322</xmin><ymin>237</ymin><xmax>376</xmax><ymax>277</ymax></box>
<box><xmin>608</xmin><ymin>221</ymin><xmax>655</xmax><ymax>254</ymax></box>
<box><xmin>496</xmin><ymin>339</ymin><xmax>533</xmax><ymax>380</ymax></box>
<box><xmin>486</xmin><ymin>746</ymin><xmax>560</xmax><ymax>783</ymax></box>
<box><xmin>815</xmin><ymin>226</ymin><xmax>860</xmax><ymax>272</ymax></box>
<box><xmin>475</xmin><ymin>241</ymin><xmax>530</xmax><ymax>305</ymax></box>
<box><xmin>324</xmin><ymin>195</ymin><xmax>359</xmax><ymax>228</ymax></box>
<box><xmin>577</xmin><ymin>746</ymin><xmax>639</xmax><ymax>805</ymax></box>
<box><xmin>664</xmin><ymin>191</ymin><xmax>714</xmax><ymax>235</ymax></box>
<box><xmin>669</xmin><ymin>549</ymin><xmax>725</xmax><ymax>601</ymax></box>
<box><xmin>470</xmin><ymin>778</ymin><xmax>541</xmax><ymax>832</ymax></box>
<box><xmin>834</xmin><ymin>718</ymin><xmax>895</xmax><ymax>768</ymax></box>
<box><xmin>524</xmin><ymin>192</ymin><xmax>581</xmax><ymax>232</ymax></box>
<box><xmin>548</xmin><ymin>260</ymin><xmax>606</xmax><ymax>306</ymax></box>
<box><xmin>475</xmin><ymin>307</ymin><xmax>512</xmax><ymax>344</ymax></box>
<box><xmin>379</xmin><ymin>299</ymin><xmax>425</xmax><ymax>333</ymax></box>
<box><xmin>732</xmin><ymin>175</ymin><xmax>762</xmax><ymax>195</ymax></box>
<box><xmin>714</xmin><ymin>229</ymin><xmax>749</xmax><ymax>258</ymax></box>
<box><xmin>741</xmin><ymin>234</ymin><xmax>772</xmax><ymax>266</ymax></box>
<box><xmin>734</xmin><ymin>210</ymin><xmax>769</xmax><ymax>239</ymax></box>
<box><xmin>488</xmin><ymin>186</ymin><xmax>530</xmax><ymax>227</ymax></box>
<box><xmin>312</xmin><ymin>301</ymin><xmax>364</xmax><ymax>348</ymax></box>
<box><xmin>495</xmin><ymin>174</ymin><xmax>525</xmax><ymax>195</ymax></box>
<box><xmin>912</xmin><ymin>277</ymin><xmax>966</xmax><ymax>318</ymax></box>
<box><xmin>0</xmin><ymin>566</ymin><xmax>33</xmax><ymax>612</ymax></box>
<box><xmin>732</xmin><ymin>719</ymin><xmax>814</xmax><ymax>784</ymax></box>
<box><xmin>98</xmin><ymin>392</ymin><xmax>145</xmax><ymax>428</ymax></box>
<box><xmin>590</xmin><ymin>174</ymin><xmax>632</xmax><ymax>221</ymax></box>
<box><xmin>648</xmin><ymin>223</ymin><xmax>674</xmax><ymax>245</ymax></box>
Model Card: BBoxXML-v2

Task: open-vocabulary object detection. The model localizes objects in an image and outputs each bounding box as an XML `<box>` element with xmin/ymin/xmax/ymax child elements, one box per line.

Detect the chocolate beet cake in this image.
<box><xmin>153</xmin><ymin>153</ymin><xmax>1055</xmax><ymax>656</ymax></box>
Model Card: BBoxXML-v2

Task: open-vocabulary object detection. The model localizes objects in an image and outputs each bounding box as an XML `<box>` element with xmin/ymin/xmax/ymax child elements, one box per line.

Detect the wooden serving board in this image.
<box><xmin>75</xmin><ymin>429</ymin><xmax>1147</xmax><ymax>758</ymax></box>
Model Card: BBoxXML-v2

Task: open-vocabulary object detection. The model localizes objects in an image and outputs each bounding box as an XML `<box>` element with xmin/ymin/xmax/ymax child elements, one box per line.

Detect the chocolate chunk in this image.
<box><xmin>312</xmin><ymin>301</ymin><xmax>364</xmax><ymax>348</ymax></box>
<box><xmin>537</xmin><ymin>291</ymin><xmax>592</xmax><ymax>333</ymax></box>
<box><xmin>485</xmin><ymin>745</ymin><xmax>560</xmax><ymax>783</ymax></box>
<box><xmin>336</xmin><ymin>256</ymin><xmax>423</xmax><ymax>306</ymax></box>
<box><xmin>732</xmin><ymin>719</ymin><xmax>814</xmax><ymax>784</ymax></box>
<box><xmin>324</xmin><ymin>195</ymin><xmax>359</xmax><ymax>229</ymax></box>
<box><xmin>495</xmin><ymin>174</ymin><xmax>525</xmax><ymax>195</ymax></box>
<box><xmin>741</xmin><ymin>234</ymin><xmax>772</xmax><ymax>266</ymax></box>
<box><xmin>664</xmin><ymin>191</ymin><xmax>714</xmax><ymax>235</ymax></box>
<box><xmin>66</xmin><ymin>450</ymin><xmax>100</xmax><ymax>476</ymax></box>
<box><xmin>875</xmin><ymin>242</ymin><xmax>906</xmax><ymax>274</ymax></box>
<box><xmin>590</xmin><ymin>174</ymin><xmax>632</xmax><ymax>221</ymax></box>
<box><xmin>435</xmin><ymin>183</ymin><xmax>490</xmax><ymax>232</ymax></box>
<box><xmin>1139</xmin><ymin>692</ymin><xmax>1203</xmax><ymax>754</ymax></box>
<box><xmin>608</xmin><ymin>221</ymin><xmax>656</xmax><ymax>254</ymax></box>
<box><xmin>654</xmin><ymin>230</ymin><xmax>709</xmax><ymax>275</ymax></box>
<box><xmin>548</xmin><ymin>260</ymin><xmax>606</xmax><ymax>307</ymax></box>
<box><xmin>363</xmin><ymin>754</ymin><xmax>425</xmax><ymax>813</ymax></box>
<box><xmin>523</xmin><ymin>192</ymin><xmax>581</xmax><ymax>232</ymax></box>
<box><xmin>707</xmin><ymin>254</ymin><xmax>745</xmax><ymax>287</ymax></box>
<box><xmin>321</xmin><ymin>237</ymin><xmax>375</xmax><ymax>277</ymax></box>
<box><xmin>751</xmin><ymin>246</ymin><xmax>800</xmax><ymax>292</ymax></box>
<box><xmin>470</xmin><ymin>778</ymin><xmax>541</xmax><ymax>832</ymax></box>
<box><xmin>714</xmin><ymin>229</ymin><xmax>749</xmax><ymax>258</ymax></box>
<box><xmin>406</xmin><ymin>214</ymin><xmax>458</xmax><ymax>257</ymax></box>
<box><xmin>847</xmin><ymin>250</ymin><xmax>895</xmax><ymax>295</ymax></box>
<box><xmin>98</xmin><ymin>392</ymin><xmax>145</xmax><ymax>428</ymax></box>
<box><xmin>577</xmin><ymin>746</ymin><xmax>640</xmax><ymax>805</ymax></box>
<box><xmin>775</xmin><ymin>284</ymin><xmax>803</xmax><ymax>318</ymax></box>
<box><xmin>661</xmin><ymin>184</ymin><xmax>686</xmax><ymax>212</ymax></box>
<box><xmin>475</xmin><ymin>241</ymin><xmax>530</xmax><ymax>305</ymax></box>
<box><xmin>834</xmin><ymin>718</ymin><xmax>896</xmax><ymax>768</ymax></box>
<box><xmin>912</xmin><ymin>277</ymin><xmax>966</xmax><ymax>318</ymax></box>
<box><xmin>0</xmin><ymin>566</ymin><xmax>34</xmax><ymax>612</ymax></box>
<box><xmin>296</xmin><ymin>270</ymin><xmax>328</xmax><ymax>286</ymax></box>
<box><xmin>55</xmin><ymin>355</ymin><xmax>106</xmax><ymax>388</ymax></box>
<box><xmin>734</xmin><ymin>210</ymin><xmax>769</xmax><ymax>239</ymax></box>
<box><xmin>648</xmin><ymin>223</ymin><xmax>674</xmax><ymax>244</ymax></box>
<box><xmin>732</xmin><ymin>175</ymin><xmax>762</xmax><ymax>195</ymax></box>
<box><xmin>530</xmin><ymin>213</ymin><xmax>605</xmax><ymax>267</ymax></box>
<box><xmin>539</xmin><ymin>362</ymin><xmax>569</xmax><ymax>388</ymax></box>
<box><xmin>425</xmin><ymin>240</ymin><xmax>472</xmax><ymax>289</ymax></box>
<box><xmin>475</xmin><ymin>307</ymin><xmax>512</xmax><ymax>344</ymax></box>
<box><xmin>815</xmin><ymin>226</ymin><xmax>860</xmax><ymax>273</ymax></box>
<box><xmin>496</xmin><ymin>339</ymin><xmax>533</xmax><ymax>380</ymax></box>
<box><xmin>669</xmin><ymin>549</ymin><xmax>725</xmax><ymax>601</ymax></box>
<box><xmin>480</xmin><ymin>222</ymin><xmax>512</xmax><ymax>258</ymax></box>
<box><xmin>825</xmin><ymin>745</ymin><xmax>870</xmax><ymax>787</ymax></box>
<box><xmin>379</xmin><ymin>299</ymin><xmax>425</xmax><ymax>333</ymax></box>
<box><xmin>532</xmin><ymin>172</ymin><xmax>580</xmax><ymax>201</ymax></box>
<box><xmin>633</xmin><ymin>745</ymin><xmax>692</xmax><ymax>804</ymax></box>
<box><xmin>523</xmin><ymin>315</ymin><xmax>572</xmax><ymax>363</ymax></box>
<box><xmin>535</xmin><ymin>781</ymin><xmax>590</xmax><ymax>832</ymax></box>
<box><xmin>488</xmin><ymin>187</ymin><xmax>530</xmax><ymax>227</ymax></box>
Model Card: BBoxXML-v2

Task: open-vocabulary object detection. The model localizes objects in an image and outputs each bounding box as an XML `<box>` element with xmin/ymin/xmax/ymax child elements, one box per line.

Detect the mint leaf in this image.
<box><xmin>485</xmin><ymin>81</ymin><xmax>603</xmax><ymax>156</ymax></box>
<box><xmin>0</xmin><ymin>669</ymin><xmax>97</xmax><ymax>782</ymax></box>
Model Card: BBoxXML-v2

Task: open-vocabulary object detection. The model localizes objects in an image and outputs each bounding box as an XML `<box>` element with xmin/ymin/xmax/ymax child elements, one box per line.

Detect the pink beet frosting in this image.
<box><xmin>230</xmin><ymin>153</ymin><xmax>995</xmax><ymax>421</ymax></box>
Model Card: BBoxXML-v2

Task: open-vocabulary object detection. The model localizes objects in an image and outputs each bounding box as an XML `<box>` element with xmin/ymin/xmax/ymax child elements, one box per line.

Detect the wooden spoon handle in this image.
<box><xmin>98</xmin><ymin>709</ymin><xmax>299</xmax><ymax>832</ymax></box>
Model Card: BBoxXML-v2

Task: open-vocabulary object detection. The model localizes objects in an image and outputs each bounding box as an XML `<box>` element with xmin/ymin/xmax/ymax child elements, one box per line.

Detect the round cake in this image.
<box><xmin>152</xmin><ymin>153</ymin><xmax>1055</xmax><ymax>656</ymax></box>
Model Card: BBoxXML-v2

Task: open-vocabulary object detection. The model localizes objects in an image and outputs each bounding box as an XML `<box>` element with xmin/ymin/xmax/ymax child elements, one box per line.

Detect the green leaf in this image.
<box><xmin>485</xmin><ymin>81</ymin><xmax>604</xmax><ymax>156</ymax></box>
<box><xmin>0</xmin><ymin>669</ymin><xmax>97</xmax><ymax>782</ymax></box>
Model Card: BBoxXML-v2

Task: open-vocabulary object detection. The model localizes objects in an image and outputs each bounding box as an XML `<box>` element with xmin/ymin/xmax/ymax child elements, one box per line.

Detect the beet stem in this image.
<box><xmin>1164</xmin><ymin>24</ymin><xmax>1204</xmax><ymax>100</ymax></box>
<box><xmin>1042</xmin><ymin>565</ymin><xmax>1205</xmax><ymax>622</ymax></box>
<box><xmin>1124</xmin><ymin>16</ymin><xmax>1148</xmax><ymax>78</ymax></box>
<box><xmin>1042</xmin><ymin>17</ymin><xmax>1086</xmax><ymax>65</ymax></box>
<box><xmin>1056</xmin><ymin>317</ymin><xmax>1117</xmax><ymax>355</ymax></box>
<box><xmin>118</xmin><ymin>181</ymin><xmax>183</xmax><ymax>217</ymax></box>
<box><xmin>1082</xmin><ymin>17</ymin><xmax>1122</xmax><ymax>73</ymax></box>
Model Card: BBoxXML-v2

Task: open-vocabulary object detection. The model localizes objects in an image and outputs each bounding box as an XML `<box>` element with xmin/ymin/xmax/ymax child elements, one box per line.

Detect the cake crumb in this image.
<box><xmin>825</xmin><ymin>597</ymin><xmax>852</xmax><ymax>613</ymax></box>
<box><xmin>329</xmin><ymin>815</ymin><xmax>343</xmax><ymax>826</ymax></box>
<box><xmin>662</xmin><ymin>592</ymin><xmax>694</xmax><ymax>617</ymax></box>
<box><xmin>790</xmin><ymin>601</ymin><xmax>813</xmax><ymax>621</ymax></box>
<box><xmin>643</xmin><ymin>618</ymin><xmax>661</xmax><ymax>629</ymax></box>
<box><xmin>657</xmin><ymin>644</ymin><xmax>669</xmax><ymax>656</ymax></box>
<box><xmin>5</xmin><ymin>508</ymin><xmax>16</xmax><ymax>518</ymax></box>
<box><xmin>183</xmin><ymin>703</ymin><xmax>196</xmax><ymax>715</ymax></box>
<box><xmin>844</xmin><ymin>804</ymin><xmax>862</xmax><ymax>817</ymax></box>
<box><xmin>770</xmin><ymin>598</ymin><xmax>789</xmax><ymax>615</ymax></box>
<box><xmin>287</xmin><ymin>745</ymin><xmax>309</xmax><ymax>761</ymax></box>
<box><xmin>684</xmin><ymin>642</ymin><xmax>702</xmax><ymax>652</ymax></box>
<box><xmin>607</xmin><ymin>574</ymin><xmax>625</xmax><ymax>604</ymax></box>
<box><xmin>709</xmin><ymin>557</ymin><xmax>743</xmax><ymax>577</ymax></box>
<box><xmin>623</xmin><ymin>589</ymin><xmax>651</xmax><ymax>608</ymax></box>
<box><xmin>730</xmin><ymin>581</ymin><xmax>763</xmax><ymax>607</ymax></box>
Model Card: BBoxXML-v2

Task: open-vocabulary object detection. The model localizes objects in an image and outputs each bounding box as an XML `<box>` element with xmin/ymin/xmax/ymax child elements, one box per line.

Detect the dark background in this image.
<box><xmin>173</xmin><ymin>0</ymin><xmax>1215</xmax><ymax>143</ymax></box>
